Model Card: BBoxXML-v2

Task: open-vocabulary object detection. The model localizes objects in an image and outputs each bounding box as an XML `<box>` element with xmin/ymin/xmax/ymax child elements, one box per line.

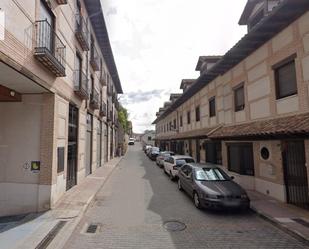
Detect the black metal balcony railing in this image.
<box><xmin>112</xmin><ymin>92</ymin><xmax>117</xmax><ymax>103</ymax></box>
<box><xmin>107</xmin><ymin>84</ymin><xmax>112</xmax><ymax>96</ymax></box>
<box><xmin>115</xmin><ymin>100</ymin><xmax>120</xmax><ymax>110</ymax></box>
<box><xmin>75</xmin><ymin>14</ymin><xmax>89</xmax><ymax>51</ymax></box>
<box><xmin>100</xmin><ymin>102</ymin><xmax>107</xmax><ymax>117</ymax></box>
<box><xmin>34</xmin><ymin>20</ymin><xmax>66</xmax><ymax>77</ymax></box>
<box><xmin>99</xmin><ymin>70</ymin><xmax>106</xmax><ymax>86</ymax></box>
<box><xmin>90</xmin><ymin>46</ymin><xmax>100</xmax><ymax>71</ymax></box>
<box><xmin>55</xmin><ymin>0</ymin><xmax>67</xmax><ymax>4</ymax></box>
<box><xmin>107</xmin><ymin>110</ymin><xmax>113</xmax><ymax>122</ymax></box>
<box><xmin>90</xmin><ymin>89</ymin><xmax>100</xmax><ymax>109</ymax></box>
<box><xmin>73</xmin><ymin>70</ymin><xmax>88</xmax><ymax>99</ymax></box>
<box><xmin>115</xmin><ymin>118</ymin><xmax>119</xmax><ymax>128</ymax></box>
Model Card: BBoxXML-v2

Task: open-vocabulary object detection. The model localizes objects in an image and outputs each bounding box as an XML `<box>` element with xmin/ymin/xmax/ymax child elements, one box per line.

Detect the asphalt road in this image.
<box><xmin>64</xmin><ymin>143</ymin><xmax>307</xmax><ymax>249</ymax></box>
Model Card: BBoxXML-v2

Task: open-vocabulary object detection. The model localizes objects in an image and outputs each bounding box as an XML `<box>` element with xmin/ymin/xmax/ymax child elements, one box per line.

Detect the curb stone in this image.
<box><xmin>250</xmin><ymin>206</ymin><xmax>309</xmax><ymax>246</ymax></box>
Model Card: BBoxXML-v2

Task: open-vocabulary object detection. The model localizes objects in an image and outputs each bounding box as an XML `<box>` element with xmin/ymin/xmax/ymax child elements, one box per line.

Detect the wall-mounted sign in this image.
<box><xmin>31</xmin><ymin>161</ymin><xmax>40</xmax><ymax>173</ymax></box>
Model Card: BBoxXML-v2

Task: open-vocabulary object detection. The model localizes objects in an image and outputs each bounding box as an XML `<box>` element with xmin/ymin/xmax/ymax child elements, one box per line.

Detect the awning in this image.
<box><xmin>155</xmin><ymin>126</ymin><xmax>220</xmax><ymax>141</ymax></box>
<box><xmin>208</xmin><ymin>113</ymin><xmax>309</xmax><ymax>140</ymax></box>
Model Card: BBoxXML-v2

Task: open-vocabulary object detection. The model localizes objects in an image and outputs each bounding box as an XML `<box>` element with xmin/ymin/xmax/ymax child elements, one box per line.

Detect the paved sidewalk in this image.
<box><xmin>0</xmin><ymin>156</ymin><xmax>122</xmax><ymax>249</ymax></box>
<box><xmin>248</xmin><ymin>190</ymin><xmax>309</xmax><ymax>245</ymax></box>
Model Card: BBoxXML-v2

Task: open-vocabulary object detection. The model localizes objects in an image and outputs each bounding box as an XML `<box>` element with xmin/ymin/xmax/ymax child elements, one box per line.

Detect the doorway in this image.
<box><xmin>67</xmin><ymin>104</ymin><xmax>78</xmax><ymax>190</ymax></box>
<box><xmin>196</xmin><ymin>139</ymin><xmax>200</xmax><ymax>163</ymax></box>
<box><xmin>97</xmin><ymin>120</ymin><xmax>102</xmax><ymax>168</ymax></box>
<box><xmin>85</xmin><ymin>113</ymin><xmax>93</xmax><ymax>175</ymax></box>
<box><xmin>282</xmin><ymin>140</ymin><xmax>309</xmax><ymax>209</ymax></box>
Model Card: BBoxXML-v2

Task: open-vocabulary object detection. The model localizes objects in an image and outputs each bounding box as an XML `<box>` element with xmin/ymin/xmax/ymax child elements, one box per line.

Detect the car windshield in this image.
<box><xmin>152</xmin><ymin>147</ymin><xmax>160</xmax><ymax>151</ymax></box>
<box><xmin>195</xmin><ymin>168</ymin><xmax>230</xmax><ymax>181</ymax></box>
<box><xmin>175</xmin><ymin>158</ymin><xmax>195</xmax><ymax>166</ymax></box>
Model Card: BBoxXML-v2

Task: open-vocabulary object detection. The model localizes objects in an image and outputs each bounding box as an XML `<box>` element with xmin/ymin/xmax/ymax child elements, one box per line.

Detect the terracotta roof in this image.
<box><xmin>209</xmin><ymin>113</ymin><xmax>309</xmax><ymax>140</ymax></box>
<box><xmin>155</xmin><ymin>126</ymin><xmax>220</xmax><ymax>141</ymax></box>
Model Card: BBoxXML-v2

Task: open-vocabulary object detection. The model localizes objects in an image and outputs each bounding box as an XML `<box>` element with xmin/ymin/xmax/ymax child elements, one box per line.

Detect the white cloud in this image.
<box><xmin>102</xmin><ymin>0</ymin><xmax>247</xmax><ymax>133</ymax></box>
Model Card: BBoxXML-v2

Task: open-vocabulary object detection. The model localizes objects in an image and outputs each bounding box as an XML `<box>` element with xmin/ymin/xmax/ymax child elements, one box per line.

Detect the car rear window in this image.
<box><xmin>175</xmin><ymin>158</ymin><xmax>194</xmax><ymax>166</ymax></box>
<box><xmin>195</xmin><ymin>168</ymin><xmax>230</xmax><ymax>181</ymax></box>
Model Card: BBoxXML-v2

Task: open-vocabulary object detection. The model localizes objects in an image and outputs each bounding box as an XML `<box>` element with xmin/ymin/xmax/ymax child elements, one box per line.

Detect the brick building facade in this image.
<box><xmin>153</xmin><ymin>0</ymin><xmax>309</xmax><ymax>209</ymax></box>
<box><xmin>0</xmin><ymin>0</ymin><xmax>122</xmax><ymax>216</ymax></box>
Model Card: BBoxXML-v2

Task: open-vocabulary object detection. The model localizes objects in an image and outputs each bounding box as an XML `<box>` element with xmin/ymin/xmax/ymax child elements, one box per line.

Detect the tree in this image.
<box><xmin>118</xmin><ymin>105</ymin><xmax>130</xmax><ymax>133</ymax></box>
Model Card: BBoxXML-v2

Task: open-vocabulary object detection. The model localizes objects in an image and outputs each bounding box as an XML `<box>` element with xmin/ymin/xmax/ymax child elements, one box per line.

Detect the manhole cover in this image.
<box><xmin>163</xmin><ymin>221</ymin><xmax>186</xmax><ymax>231</ymax></box>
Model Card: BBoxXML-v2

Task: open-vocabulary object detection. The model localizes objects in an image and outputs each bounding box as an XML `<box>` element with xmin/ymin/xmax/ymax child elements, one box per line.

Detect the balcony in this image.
<box><xmin>112</xmin><ymin>92</ymin><xmax>117</xmax><ymax>103</ymax></box>
<box><xmin>75</xmin><ymin>14</ymin><xmax>89</xmax><ymax>51</ymax></box>
<box><xmin>90</xmin><ymin>89</ymin><xmax>100</xmax><ymax>109</ymax></box>
<box><xmin>107</xmin><ymin>110</ymin><xmax>113</xmax><ymax>122</ymax></box>
<box><xmin>73</xmin><ymin>70</ymin><xmax>88</xmax><ymax>99</ymax></box>
<box><xmin>107</xmin><ymin>85</ymin><xmax>112</xmax><ymax>96</ymax></box>
<box><xmin>33</xmin><ymin>20</ymin><xmax>66</xmax><ymax>77</ymax></box>
<box><xmin>115</xmin><ymin>118</ymin><xmax>119</xmax><ymax>128</ymax></box>
<box><xmin>100</xmin><ymin>102</ymin><xmax>107</xmax><ymax>117</ymax></box>
<box><xmin>99</xmin><ymin>70</ymin><xmax>106</xmax><ymax>86</ymax></box>
<box><xmin>55</xmin><ymin>0</ymin><xmax>67</xmax><ymax>4</ymax></box>
<box><xmin>115</xmin><ymin>100</ymin><xmax>120</xmax><ymax>110</ymax></box>
<box><xmin>90</xmin><ymin>46</ymin><xmax>100</xmax><ymax>71</ymax></box>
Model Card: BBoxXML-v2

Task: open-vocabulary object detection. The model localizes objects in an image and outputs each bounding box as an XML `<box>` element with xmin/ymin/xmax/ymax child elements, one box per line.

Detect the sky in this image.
<box><xmin>101</xmin><ymin>0</ymin><xmax>248</xmax><ymax>133</ymax></box>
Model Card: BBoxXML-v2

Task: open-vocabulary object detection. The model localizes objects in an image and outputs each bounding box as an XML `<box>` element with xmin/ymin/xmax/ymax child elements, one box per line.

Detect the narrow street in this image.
<box><xmin>64</xmin><ymin>143</ymin><xmax>306</xmax><ymax>249</ymax></box>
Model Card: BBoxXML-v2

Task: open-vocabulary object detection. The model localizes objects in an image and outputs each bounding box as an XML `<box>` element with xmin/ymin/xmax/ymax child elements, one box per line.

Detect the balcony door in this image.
<box><xmin>86</xmin><ymin>113</ymin><xmax>93</xmax><ymax>176</ymax></box>
<box><xmin>67</xmin><ymin>104</ymin><xmax>78</xmax><ymax>190</ymax></box>
<box><xmin>76</xmin><ymin>53</ymin><xmax>82</xmax><ymax>86</ymax></box>
<box><xmin>282</xmin><ymin>141</ymin><xmax>309</xmax><ymax>209</ymax></box>
<box><xmin>40</xmin><ymin>0</ymin><xmax>55</xmax><ymax>52</ymax></box>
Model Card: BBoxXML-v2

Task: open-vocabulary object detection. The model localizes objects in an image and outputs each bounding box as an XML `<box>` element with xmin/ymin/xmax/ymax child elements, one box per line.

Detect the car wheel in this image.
<box><xmin>193</xmin><ymin>192</ymin><xmax>202</xmax><ymax>209</ymax></box>
<box><xmin>178</xmin><ymin>179</ymin><xmax>183</xmax><ymax>191</ymax></box>
<box><xmin>169</xmin><ymin>171</ymin><xmax>174</xmax><ymax>181</ymax></box>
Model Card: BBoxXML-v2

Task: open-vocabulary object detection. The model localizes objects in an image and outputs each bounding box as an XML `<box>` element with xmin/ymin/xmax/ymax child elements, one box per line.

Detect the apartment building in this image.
<box><xmin>0</xmin><ymin>0</ymin><xmax>122</xmax><ymax>217</ymax></box>
<box><xmin>154</xmin><ymin>0</ymin><xmax>309</xmax><ymax>209</ymax></box>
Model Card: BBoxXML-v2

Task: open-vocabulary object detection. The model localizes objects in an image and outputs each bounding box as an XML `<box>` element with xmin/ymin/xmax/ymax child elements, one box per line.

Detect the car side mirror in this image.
<box><xmin>230</xmin><ymin>176</ymin><xmax>235</xmax><ymax>180</ymax></box>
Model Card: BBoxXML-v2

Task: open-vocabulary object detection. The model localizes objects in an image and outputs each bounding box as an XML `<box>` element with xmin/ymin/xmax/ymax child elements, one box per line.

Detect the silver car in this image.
<box><xmin>156</xmin><ymin>151</ymin><xmax>175</xmax><ymax>167</ymax></box>
<box><xmin>178</xmin><ymin>163</ymin><xmax>250</xmax><ymax>210</ymax></box>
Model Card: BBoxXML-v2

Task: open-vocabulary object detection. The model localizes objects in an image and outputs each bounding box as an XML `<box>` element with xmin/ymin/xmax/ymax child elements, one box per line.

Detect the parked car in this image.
<box><xmin>148</xmin><ymin>147</ymin><xmax>160</xmax><ymax>160</ymax></box>
<box><xmin>163</xmin><ymin>155</ymin><xmax>195</xmax><ymax>180</ymax></box>
<box><xmin>177</xmin><ymin>163</ymin><xmax>250</xmax><ymax>210</ymax></box>
<box><xmin>156</xmin><ymin>151</ymin><xmax>175</xmax><ymax>167</ymax></box>
<box><xmin>128</xmin><ymin>138</ymin><xmax>135</xmax><ymax>145</ymax></box>
<box><xmin>144</xmin><ymin>145</ymin><xmax>152</xmax><ymax>154</ymax></box>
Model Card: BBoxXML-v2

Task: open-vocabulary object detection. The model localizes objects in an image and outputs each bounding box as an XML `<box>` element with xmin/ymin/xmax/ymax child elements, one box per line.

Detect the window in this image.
<box><xmin>205</xmin><ymin>142</ymin><xmax>222</xmax><ymax>164</ymax></box>
<box><xmin>180</xmin><ymin>115</ymin><xmax>183</xmax><ymax>127</ymax></box>
<box><xmin>274</xmin><ymin>56</ymin><xmax>297</xmax><ymax>99</ymax></box>
<box><xmin>173</xmin><ymin>119</ymin><xmax>176</xmax><ymax>130</ymax></box>
<box><xmin>90</xmin><ymin>75</ymin><xmax>94</xmax><ymax>95</ymax></box>
<box><xmin>91</xmin><ymin>35</ymin><xmax>95</xmax><ymax>59</ymax></box>
<box><xmin>195</xmin><ymin>106</ymin><xmax>200</xmax><ymax>122</ymax></box>
<box><xmin>57</xmin><ymin>147</ymin><xmax>65</xmax><ymax>173</ymax></box>
<box><xmin>187</xmin><ymin>111</ymin><xmax>191</xmax><ymax>124</ymax></box>
<box><xmin>195</xmin><ymin>168</ymin><xmax>230</xmax><ymax>181</ymax></box>
<box><xmin>169</xmin><ymin>122</ymin><xmax>172</xmax><ymax>131</ymax></box>
<box><xmin>261</xmin><ymin>147</ymin><xmax>270</xmax><ymax>160</ymax></box>
<box><xmin>209</xmin><ymin>97</ymin><xmax>216</xmax><ymax>117</ymax></box>
<box><xmin>227</xmin><ymin>143</ymin><xmax>254</xmax><ymax>176</ymax></box>
<box><xmin>234</xmin><ymin>85</ymin><xmax>245</xmax><ymax>112</ymax></box>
